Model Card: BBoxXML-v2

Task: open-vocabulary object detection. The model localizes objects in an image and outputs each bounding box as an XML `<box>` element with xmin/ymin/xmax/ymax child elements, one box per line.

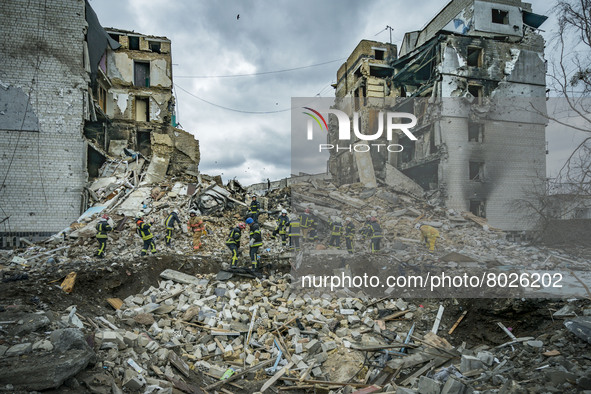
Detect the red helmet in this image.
<box><xmin>238</xmin><ymin>222</ymin><xmax>246</xmax><ymax>229</ymax></box>
<box><xmin>305</xmin><ymin>208</ymin><xmax>310</xmax><ymax>214</ymax></box>
<box><xmin>101</xmin><ymin>214</ymin><xmax>109</xmax><ymax>220</ymax></box>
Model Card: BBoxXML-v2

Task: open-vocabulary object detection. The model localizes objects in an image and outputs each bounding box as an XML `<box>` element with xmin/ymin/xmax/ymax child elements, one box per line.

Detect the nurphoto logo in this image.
<box><xmin>302</xmin><ymin>107</ymin><xmax>419</xmax><ymax>152</ymax></box>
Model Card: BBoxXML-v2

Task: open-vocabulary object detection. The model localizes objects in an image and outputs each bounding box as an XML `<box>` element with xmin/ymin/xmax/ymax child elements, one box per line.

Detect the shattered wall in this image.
<box><xmin>86</xmin><ymin>28</ymin><xmax>200</xmax><ymax>182</ymax></box>
<box><xmin>0</xmin><ymin>0</ymin><xmax>89</xmax><ymax>245</ymax></box>
<box><xmin>329</xmin><ymin>0</ymin><xmax>548</xmax><ymax>231</ymax></box>
<box><xmin>102</xmin><ymin>29</ymin><xmax>173</xmax><ymax>124</ymax></box>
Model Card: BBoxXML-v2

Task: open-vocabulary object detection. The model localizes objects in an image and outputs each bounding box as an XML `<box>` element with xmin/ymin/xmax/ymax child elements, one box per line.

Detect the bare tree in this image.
<box><xmin>547</xmin><ymin>0</ymin><xmax>591</xmax><ymax>193</ymax></box>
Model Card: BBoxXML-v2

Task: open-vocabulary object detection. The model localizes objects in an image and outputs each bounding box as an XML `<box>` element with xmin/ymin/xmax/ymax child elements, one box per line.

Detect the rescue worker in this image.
<box><xmin>416</xmin><ymin>223</ymin><xmax>440</xmax><ymax>253</ymax></box>
<box><xmin>329</xmin><ymin>217</ymin><xmax>343</xmax><ymax>248</ymax></box>
<box><xmin>359</xmin><ymin>215</ymin><xmax>372</xmax><ymax>240</ymax></box>
<box><xmin>272</xmin><ymin>209</ymin><xmax>290</xmax><ymax>246</ymax></box>
<box><xmin>135</xmin><ymin>213</ymin><xmax>156</xmax><ymax>256</ymax></box>
<box><xmin>226</xmin><ymin>222</ymin><xmax>246</xmax><ymax>268</ymax></box>
<box><xmin>246</xmin><ymin>217</ymin><xmax>262</xmax><ymax>270</ymax></box>
<box><xmin>343</xmin><ymin>217</ymin><xmax>355</xmax><ymax>254</ymax></box>
<box><xmin>288</xmin><ymin>214</ymin><xmax>302</xmax><ymax>251</ymax></box>
<box><xmin>95</xmin><ymin>214</ymin><xmax>112</xmax><ymax>258</ymax></box>
<box><xmin>299</xmin><ymin>208</ymin><xmax>312</xmax><ymax>240</ymax></box>
<box><xmin>307</xmin><ymin>210</ymin><xmax>319</xmax><ymax>241</ymax></box>
<box><xmin>164</xmin><ymin>210</ymin><xmax>182</xmax><ymax>247</ymax></box>
<box><xmin>368</xmin><ymin>216</ymin><xmax>383</xmax><ymax>253</ymax></box>
<box><xmin>187</xmin><ymin>210</ymin><xmax>205</xmax><ymax>250</ymax></box>
<box><xmin>249</xmin><ymin>195</ymin><xmax>261</xmax><ymax>223</ymax></box>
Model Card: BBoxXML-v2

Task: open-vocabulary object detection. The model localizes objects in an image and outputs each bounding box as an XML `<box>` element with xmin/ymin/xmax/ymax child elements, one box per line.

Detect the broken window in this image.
<box><xmin>467</xmin><ymin>84</ymin><xmax>483</xmax><ymax>105</ymax></box>
<box><xmin>400</xmin><ymin>137</ymin><xmax>416</xmax><ymax>164</ymax></box>
<box><xmin>467</xmin><ymin>47</ymin><xmax>483</xmax><ymax>67</ymax></box>
<box><xmin>469</xmin><ymin>161</ymin><xmax>484</xmax><ymax>181</ymax></box>
<box><xmin>129</xmin><ymin>36</ymin><xmax>140</xmax><ymax>50</ymax></box>
<box><xmin>134</xmin><ymin>61</ymin><xmax>150</xmax><ymax>87</ymax></box>
<box><xmin>135</xmin><ymin>97</ymin><xmax>149</xmax><ymax>122</ymax></box>
<box><xmin>470</xmin><ymin>200</ymin><xmax>486</xmax><ymax>218</ymax></box>
<box><xmin>149</xmin><ymin>41</ymin><xmax>161</xmax><ymax>53</ymax></box>
<box><xmin>136</xmin><ymin>131</ymin><xmax>151</xmax><ymax>156</ymax></box>
<box><xmin>374</xmin><ymin>48</ymin><xmax>386</xmax><ymax>60</ymax></box>
<box><xmin>108</xmin><ymin>33</ymin><xmax>120</xmax><ymax>43</ymax></box>
<box><xmin>492</xmin><ymin>9</ymin><xmax>509</xmax><ymax>25</ymax></box>
<box><xmin>468</xmin><ymin>122</ymin><xmax>484</xmax><ymax>142</ymax></box>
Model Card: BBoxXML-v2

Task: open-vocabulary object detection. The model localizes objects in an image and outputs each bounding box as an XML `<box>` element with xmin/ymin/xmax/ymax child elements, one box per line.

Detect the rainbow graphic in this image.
<box><xmin>302</xmin><ymin>107</ymin><xmax>328</xmax><ymax>132</ymax></box>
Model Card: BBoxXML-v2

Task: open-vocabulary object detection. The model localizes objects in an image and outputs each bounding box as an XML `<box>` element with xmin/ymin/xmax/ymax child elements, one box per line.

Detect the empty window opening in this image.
<box><xmin>492</xmin><ymin>9</ymin><xmax>509</xmax><ymax>25</ymax></box>
<box><xmin>400</xmin><ymin>137</ymin><xmax>416</xmax><ymax>164</ymax></box>
<box><xmin>468</xmin><ymin>122</ymin><xmax>484</xmax><ymax>142</ymax></box>
<box><xmin>468</xmin><ymin>84</ymin><xmax>483</xmax><ymax>104</ymax></box>
<box><xmin>136</xmin><ymin>131</ymin><xmax>151</xmax><ymax>157</ymax></box>
<box><xmin>87</xmin><ymin>145</ymin><xmax>106</xmax><ymax>179</ymax></box>
<box><xmin>98</xmin><ymin>85</ymin><xmax>107</xmax><ymax>113</ymax></box>
<box><xmin>469</xmin><ymin>161</ymin><xmax>484</xmax><ymax>181</ymax></box>
<box><xmin>108</xmin><ymin>33</ymin><xmax>120</xmax><ymax>43</ymax></box>
<box><xmin>374</xmin><ymin>49</ymin><xmax>386</xmax><ymax>60</ymax></box>
<box><xmin>470</xmin><ymin>200</ymin><xmax>486</xmax><ymax>218</ymax></box>
<box><xmin>149</xmin><ymin>41</ymin><xmax>161</xmax><ymax>53</ymax></box>
<box><xmin>128</xmin><ymin>36</ymin><xmax>140</xmax><ymax>50</ymax></box>
<box><xmin>467</xmin><ymin>47</ymin><xmax>483</xmax><ymax>67</ymax></box>
<box><xmin>135</xmin><ymin>97</ymin><xmax>149</xmax><ymax>122</ymax></box>
<box><xmin>134</xmin><ymin>61</ymin><xmax>150</xmax><ymax>87</ymax></box>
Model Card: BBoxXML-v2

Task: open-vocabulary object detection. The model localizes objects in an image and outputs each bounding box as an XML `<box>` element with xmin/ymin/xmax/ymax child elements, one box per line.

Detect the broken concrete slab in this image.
<box><xmin>328</xmin><ymin>191</ymin><xmax>366</xmax><ymax>209</ymax></box>
<box><xmin>354</xmin><ymin>148</ymin><xmax>378</xmax><ymax>189</ymax></box>
<box><xmin>0</xmin><ymin>347</ymin><xmax>95</xmax><ymax>391</ymax></box>
<box><xmin>159</xmin><ymin>269</ymin><xmax>201</xmax><ymax>285</ymax></box>
<box><xmin>564</xmin><ymin>317</ymin><xmax>591</xmax><ymax>344</ymax></box>
<box><xmin>144</xmin><ymin>154</ymin><xmax>170</xmax><ymax>184</ymax></box>
<box><xmin>384</xmin><ymin>163</ymin><xmax>424</xmax><ymax>197</ymax></box>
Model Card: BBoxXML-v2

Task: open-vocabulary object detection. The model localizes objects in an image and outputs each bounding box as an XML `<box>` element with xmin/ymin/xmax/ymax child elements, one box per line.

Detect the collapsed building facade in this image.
<box><xmin>0</xmin><ymin>0</ymin><xmax>199</xmax><ymax>247</ymax></box>
<box><xmin>329</xmin><ymin>0</ymin><xmax>548</xmax><ymax>231</ymax></box>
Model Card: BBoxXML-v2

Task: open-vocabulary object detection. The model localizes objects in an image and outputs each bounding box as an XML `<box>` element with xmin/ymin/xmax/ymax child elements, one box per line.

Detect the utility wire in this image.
<box><xmin>175</xmin><ymin>57</ymin><xmax>345</xmax><ymax>79</ymax></box>
<box><xmin>175</xmin><ymin>84</ymin><xmax>293</xmax><ymax>114</ymax></box>
<box><xmin>175</xmin><ymin>82</ymin><xmax>334</xmax><ymax>114</ymax></box>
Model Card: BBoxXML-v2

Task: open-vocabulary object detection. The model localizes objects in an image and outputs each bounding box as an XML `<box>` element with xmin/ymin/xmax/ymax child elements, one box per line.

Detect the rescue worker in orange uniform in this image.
<box><xmin>416</xmin><ymin>223</ymin><xmax>440</xmax><ymax>253</ymax></box>
<box><xmin>187</xmin><ymin>210</ymin><xmax>205</xmax><ymax>250</ymax></box>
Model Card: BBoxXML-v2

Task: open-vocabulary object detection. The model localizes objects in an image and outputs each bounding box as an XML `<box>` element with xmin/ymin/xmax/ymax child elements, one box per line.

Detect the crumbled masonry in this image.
<box><xmin>1</xmin><ymin>164</ymin><xmax>590</xmax><ymax>392</ymax></box>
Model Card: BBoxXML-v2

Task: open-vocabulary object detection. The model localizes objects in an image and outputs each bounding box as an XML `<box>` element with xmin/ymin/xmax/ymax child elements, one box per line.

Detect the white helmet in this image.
<box><xmin>135</xmin><ymin>212</ymin><xmax>143</xmax><ymax>219</ymax></box>
<box><xmin>172</xmin><ymin>210</ymin><xmax>179</xmax><ymax>215</ymax></box>
<box><xmin>281</xmin><ymin>209</ymin><xmax>287</xmax><ymax>214</ymax></box>
<box><xmin>189</xmin><ymin>209</ymin><xmax>197</xmax><ymax>215</ymax></box>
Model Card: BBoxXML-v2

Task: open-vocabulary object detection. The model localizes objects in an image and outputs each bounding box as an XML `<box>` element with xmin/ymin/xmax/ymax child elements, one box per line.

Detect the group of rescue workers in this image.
<box><xmin>95</xmin><ymin>193</ymin><xmax>441</xmax><ymax>269</ymax></box>
<box><xmin>95</xmin><ymin>209</ymin><xmax>206</xmax><ymax>258</ymax></box>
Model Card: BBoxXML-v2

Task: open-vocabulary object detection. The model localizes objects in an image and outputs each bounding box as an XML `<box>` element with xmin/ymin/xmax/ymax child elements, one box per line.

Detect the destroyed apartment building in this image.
<box><xmin>0</xmin><ymin>0</ymin><xmax>200</xmax><ymax>248</ymax></box>
<box><xmin>328</xmin><ymin>0</ymin><xmax>548</xmax><ymax>232</ymax></box>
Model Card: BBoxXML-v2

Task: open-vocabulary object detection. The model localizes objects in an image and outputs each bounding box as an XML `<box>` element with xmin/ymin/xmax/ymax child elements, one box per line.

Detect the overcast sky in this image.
<box><xmin>89</xmin><ymin>0</ymin><xmax>585</xmax><ymax>185</ymax></box>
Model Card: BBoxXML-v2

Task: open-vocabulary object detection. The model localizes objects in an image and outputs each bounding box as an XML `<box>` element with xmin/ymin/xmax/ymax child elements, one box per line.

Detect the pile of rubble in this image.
<box><xmin>1</xmin><ymin>266</ymin><xmax>590</xmax><ymax>393</ymax></box>
<box><xmin>1</xmin><ymin>170</ymin><xmax>591</xmax><ymax>393</ymax></box>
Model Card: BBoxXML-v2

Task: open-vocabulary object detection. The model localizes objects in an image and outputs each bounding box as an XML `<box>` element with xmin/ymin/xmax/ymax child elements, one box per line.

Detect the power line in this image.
<box><xmin>175</xmin><ymin>83</ymin><xmax>333</xmax><ymax>115</ymax></box>
<box><xmin>175</xmin><ymin>84</ymin><xmax>292</xmax><ymax>113</ymax></box>
<box><xmin>175</xmin><ymin>57</ymin><xmax>345</xmax><ymax>79</ymax></box>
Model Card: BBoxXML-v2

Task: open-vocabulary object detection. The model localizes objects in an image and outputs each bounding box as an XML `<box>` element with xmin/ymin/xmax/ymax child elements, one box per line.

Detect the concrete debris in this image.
<box><xmin>0</xmin><ymin>134</ymin><xmax>589</xmax><ymax>394</ymax></box>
